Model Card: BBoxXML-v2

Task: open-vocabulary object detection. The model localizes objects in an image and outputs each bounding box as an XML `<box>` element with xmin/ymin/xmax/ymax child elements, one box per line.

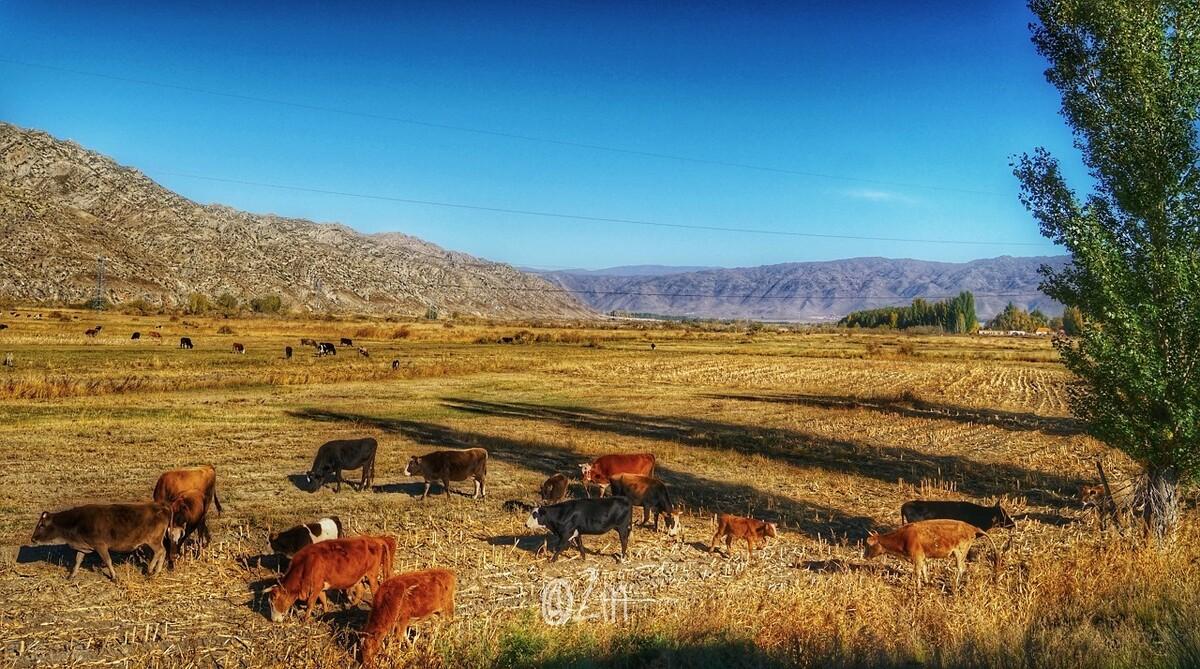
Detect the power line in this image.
<box><xmin>0</xmin><ymin>57</ymin><xmax>1008</xmax><ymax>197</ymax></box>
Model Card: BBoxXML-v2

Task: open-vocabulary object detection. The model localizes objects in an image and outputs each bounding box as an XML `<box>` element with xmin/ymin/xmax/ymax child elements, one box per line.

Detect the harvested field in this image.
<box><xmin>0</xmin><ymin>309</ymin><xmax>1195</xmax><ymax>668</ymax></box>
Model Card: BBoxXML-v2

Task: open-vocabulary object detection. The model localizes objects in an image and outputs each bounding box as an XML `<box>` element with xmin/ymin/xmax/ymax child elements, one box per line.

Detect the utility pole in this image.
<box><xmin>91</xmin><ymin>255</ymin><xmax>106</xmax><ymax>310</ymax></box>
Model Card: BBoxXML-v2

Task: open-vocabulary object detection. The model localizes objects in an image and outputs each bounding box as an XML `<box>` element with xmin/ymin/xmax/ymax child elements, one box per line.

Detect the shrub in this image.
<box><xmin>217</xmin><ymin>325</ymin><xmax>234</xmax><ymax>335</ymax></box>
<box><xmin>249</xmin><ymin>294</ymin><xmax>284</xmax><ymax>314</ymax></box>
<box><xmin>390</xmin><ymin>326</ymin><xmax>412</xmax><ymax>339</ymax></box>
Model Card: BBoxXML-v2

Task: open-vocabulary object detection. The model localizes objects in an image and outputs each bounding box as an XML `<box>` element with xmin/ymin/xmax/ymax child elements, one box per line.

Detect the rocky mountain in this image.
<box><xmin>0</xmin><ymin>122</ymin><xmax>592</xmax><ymax>318</ymax></box>
<box><xmin>541</xmin><ymin>256</ymin><xmax>1068</xmax><ymax>321</ymax></box>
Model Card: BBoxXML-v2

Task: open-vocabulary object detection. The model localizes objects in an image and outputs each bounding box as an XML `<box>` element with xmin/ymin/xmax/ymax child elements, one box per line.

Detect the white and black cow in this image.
<box><xmin>268</xmin><ymin>516</ymin><xmax>343</xmax><ymax>558</ymax></box>
<box><xmin>525</xmin><ymin>497</ymin><xmax>632</xmax><ymax>562</ymax></box>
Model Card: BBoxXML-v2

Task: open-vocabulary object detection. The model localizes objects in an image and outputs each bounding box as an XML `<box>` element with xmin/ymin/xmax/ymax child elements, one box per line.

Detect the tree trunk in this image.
<box><xmin>1137</xmin><ymin>466</ymin><xmax>1180</xmax><ymax>544</ymax></box>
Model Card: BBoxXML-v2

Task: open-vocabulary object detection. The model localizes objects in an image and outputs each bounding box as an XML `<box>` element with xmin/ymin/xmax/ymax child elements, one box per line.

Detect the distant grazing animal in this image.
<box><xmin>864</xmin><ymin>519</ymin><xmax>1000</xmax><ymax>591</ymax></box>
<box><xmin>317</xmin><ymin>342</ymin><xmax>337</xmax><ymax>356</ymax></box>
<box><xmin>500</xmin><ymin>337</ymin><xmax>514</xmax><ymax>344</ymax></box>
<box><xmin>340</xmin><ymin>337</ymin><xmax>354</xmax><ymax>346</ymax></box>
<box><xmin>155</xmin><ymin>324</ymin><xmax>163</xmax><ymax>329</ymax></box>
<box><xmin>3</xmin><ymin>353</ymin><xmax>12</xmax><ymax>367</ymax></box>
<box><xmin>179</xmin><ymin>337</ymin><xmax>193</xmax><ymax>349</ymax></box>
<box><xmin>0</xmin><ymin>323</ymin><xmax>7</xmax><ymax>330</ymax></box>
<box><xmin>710</xmin><ymin>514</ymin><xmax>777</xmax><ymax>559</ymax></box>
<box><xmin>300</xmin><ymin>338</ymin><xmax>317</xmax><ymax>347</ymax></box>
<box><xmin>580</xmin><ymin>453</ymin><xmax>656</xmax><ymax>497</ymax></box>
<box><xmin>539</xmin><ymin>473</ymin><xmax>569</xmax><ymax>504</ymax></box>
<box><xmin>650</xmin><ymin>342</ymin><xmax>656</xmax><ymax>350</ymax></box>
<box><xmin>901</xmin><ymin>500</ymin><xmax>1015</xmax><ymax>531</ymax></box>
<box><xmin>269</xmin><ymin>517</ymin><xmax>343</xmax><ymax>559</ymax></box>
<box><xmin>84</xmin><ymin>328</ymin><xmax>99</xmax><ymax>337</ymax></box>
<box><xmin>357</xmin><ymin>346</ymin><xmax>370</xmax><ymax>358</ymax></box>
<box><xmin>285</xmin><ymin>346</ymin><xmax>293</xmax><ymax>359</ymax></box>
<box><xmin>152</xmin><ymin>465</ymin><xmax>223</xmax><ymax>555</ymax></box>
<box><xmin>525</xmin><ymin>497</ymin><xmax>633</xmax><ymax>562</ymax></box>
<box><xmin>391</xmin><ymin>359</ymin><xmax>400</xmax><ymax>370</ymax></box>
<box><xmin>266</xmin><ymin>537</ymin><xmax>386</xmax><ymax>622</ymax></box>
<box><xmin>147</xmin><ymin>331</ymin><xmax>162</xmax><ymax>341</ymax></box>
<box><xmin>307</xmin><ymin>437</ymin><xmax>378</xmax><ymax>492</ymax></box>
<box><xmin>360</xmin><ymin>569</ymin><xmax>456</xmax><ymax>667</ymax></box>
<box><xmin>29</xmin><ymin>503</ymin><xmax>174</xmax><ymax>580</ymax></box>
<box><xmin>404</xmin><ymin>448</ymin><xmax>488</xmax><ymax>500</ymax></box>
<box><xmin>608</xmin><ymin>473</ymin><xmax>681</xmax><ymax>537</ymax></box>
<box><xmin>131</xmin><ymin>332</ymin><xmax>140</xmax><ymax>340</ymax></box>
<box><xmin>232</xmin><ymin>343</ymin><xmax>245</xmax><ymax>354</ymax></box>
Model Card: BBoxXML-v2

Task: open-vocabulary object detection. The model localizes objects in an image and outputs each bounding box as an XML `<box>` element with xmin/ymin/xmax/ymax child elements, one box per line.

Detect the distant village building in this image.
<box><xmin>1034</xmin><ymin>327</ymin><xmax>1053</xmax><ymax>336</ymax></box>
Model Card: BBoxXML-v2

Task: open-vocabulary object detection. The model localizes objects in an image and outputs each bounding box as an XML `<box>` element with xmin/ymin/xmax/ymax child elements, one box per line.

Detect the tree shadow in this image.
<box><xmin>436</xmin><ymin>399</ymin><xmax>1084</xmax><ymax>508</ymax></box>
<box><xmin>1016</xmin><ymin>511</ymin><xmax>1078</xmax><ymax>527</ymax></box>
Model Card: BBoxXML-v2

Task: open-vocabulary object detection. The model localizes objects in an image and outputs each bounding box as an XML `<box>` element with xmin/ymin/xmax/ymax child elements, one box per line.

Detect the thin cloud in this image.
<box><xmin>843</xmin><ymin>188</ymin><xmax>920</xmax><ymax>205</ymax></box>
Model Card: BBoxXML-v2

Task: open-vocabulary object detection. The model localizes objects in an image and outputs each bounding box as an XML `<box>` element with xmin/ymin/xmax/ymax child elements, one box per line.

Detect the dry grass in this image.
<box><xmin>0</xmin><ymin>308</ymin><xmax>1194</xmax><ymax>668</ymax></box>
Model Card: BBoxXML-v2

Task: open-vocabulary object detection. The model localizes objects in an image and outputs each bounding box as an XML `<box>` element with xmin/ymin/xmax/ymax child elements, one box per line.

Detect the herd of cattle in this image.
<box><xmin>26</xmin><ymin>434</ymin><xmax>1035</xmax><ymax>664</ymax></box>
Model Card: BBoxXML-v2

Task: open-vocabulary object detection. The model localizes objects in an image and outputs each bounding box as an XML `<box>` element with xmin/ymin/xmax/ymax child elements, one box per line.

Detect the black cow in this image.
<box><xmin>391</xmin><ymin>359</ymin><xmax>400</xmax><ymax>370</ymax></box>
<box><xmin>317</xmin><ymin>342</ymin><xmax>337</xmax><ymax>356</ymax></box>
<box><xmin>306</xmin><ymin>437</ymin><xmax>378</xmax><ymax>492</ymax></box>
<box><xmin>0</xmin><ymin>323</ymin><xmax>8</xmax><ymax>330</ymax></box>
<box><xmin>340</xmin><ymin>337</ymin><xmax>354</xmax><ymax>346</ymax></box>
<box><xmin>285</xmin><ymin>346</ymin><xmax>293</xmax><ymax>359</ymax></box>
<box><xmin>608</xmin><ymin>473</ymin><xmax>682</xmax><ymax>536</ymax></box>
<box><xmin>900</xmin><ymin>500</ymin><xmax>1016</xmax><ymax>531</ymax></box>
<box><xmin>29</xmin><ymin>503</ymin><xmax>174</xmax><ymax>580</ymax></box>
<box><xmin>404</xmin><ymin>448</ymin><xmax>488</xmax><ymax>500</ymax></box>
<box><xmin>179</xmin><ymin>337</ymin><xmax>193</xmax><ymax>349</ymax></box>
<box><xmin>268</xmin><ymin>516</ymin><xmax>343</xmax><ymax>558</ymax></box>
<box><xmin>131</xmin><ymin>332</ymin><xmax>140</xmax><ymax>340</ymax></box>
<box><xmin>525</xmin><ymin>497</ymin><xmax>632</xmax><ymax>562</ymax></box>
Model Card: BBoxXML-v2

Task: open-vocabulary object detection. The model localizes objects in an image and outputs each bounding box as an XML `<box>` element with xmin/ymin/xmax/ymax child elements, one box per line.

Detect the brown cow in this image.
<box><xmin>710</xmin><ymin>513</ymin><xmax>776</xmax><ymax>559</ymax></box>
<box><xmin>232</xmin><ymin>343</ymin><xmax>245</xmax><ymax>354</ymax></box>
<box><xmin>404</xmin><ymin>448</ymin><xmax>488</xmax><ymax>500</ymax></box>
<box><xmin>152</xmin><ymin>465</ymin><xmax>223</xmax><ymax>555</ymax></box>
<box><xmin>147</xmin><ymin>331</ymin><xmax>162</xmax><ymax>342</ymax></box>
<box><xmin>267</xmin><ymin>537</ymin><xmax>385</xmax><ymax>622</ymax></box>
<box><xmin>579</xmin><ymin>453</ymin><xmax>655</xmax><ymax>497</ymax></box>
<box><xmin>30</xmin><ymin>503</ymin><xmax>173</xmax><ymax>580</ymax></box>
<box><xmin>539</xmin><ymin>473</ymin><xmax>569</xmax><ymax>504</ymax></box>
<box><xmin>608</xmin><ymin>473</ymin><xmax>682</xmax><ymax>537</ymax></box>
<box><xmin>360</xmin><ymin>569</ymin><xmax>456</xmax><ymax>667</ymax></box>
<box><xmin>864</xmin><ymin>519</ymin><xmax>1000</xmax><ymax>592</ymax></box>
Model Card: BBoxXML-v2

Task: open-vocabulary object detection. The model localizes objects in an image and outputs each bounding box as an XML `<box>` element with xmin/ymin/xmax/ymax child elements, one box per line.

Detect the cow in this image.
<box><xmin>180</xmin><ymin>337</ymin><xmax>193</xmax><ymax>349</ymax></box>
<box><xmin>710</xmin><ymin>514</ymin><xmax>777</xmax><ymax>559</ymax></box>
<box><xmin>84</xmin><ymin>328</ymin><xmax>99</xmax><ymax>337</ymax></box>
<box><xmin>300</xmin><ymin>337</ymin><xmax>317</xmax><ymax>347</ymax></box>
<box><xmin>391</xmin><ymin>359</ymin><xmax>400</xmax><ymax>370</ymax></box>
<box><xmin>650</xmin><ymin>342</ymin><xmax>656</xmax><ymax>350</ymax></box>
<box><xmin>341</xmin><ymin>337</ymin><xmax>354</xmax><ymax>346</ymax></box>
<box><xmin>152</xmin><ymin>465</ymin><xmax>223</xmax><ymax>555</ymax></box>
<box><xmin>358</xmin><ymin>346</ymin><xmax>370</xmax><ymax>358</ymax></box>
<box><xmin>539</xmin><ymin>473</ymin><xmax>570</xmax><ymax>504</ymax></box>
<box><xmin>0</xmin><ymin>323</ymin><xmax>8</xmax><ymax>329</ymax></box>
<box><xmin>403</xmin><ymin>448</ymin><xmax>488</xmax><ymax>500</ymax></box>
<box><xmin>3</xmin><ymin>352</ymin><xmax>12</xmax><ymax>367</ymax></box>
<box><xmin>285</xmin><ymin>346</ymin><xmax>293</xmax><ymax>359</ymax></box>
<box><xmin>147</xmin><ymin>331</ymin><xmax>162</xmax><ymax>341</ymax></box>
<box><xmin>131</xmin><ymin>332</ymin><xmax>140</xmax><ymax>340</ymax></box>
<box><xmin>608</xmin><ymin>473</ymin><xmax>682</xmax><ymax>537</ymax></box>
<box><xmin>317</xmin><ymin>342</ymin><xmax>337</xmax><ymax>356</ymax></box>
<box><xmin>29</xmin><ymin>503</ymin><xmax>174</xmax><ymax>580</ymax></box>
<box><xmin>232</xmin><ymin>343</ymin><xmax>245</xmax><ymax>354</ymax></box>
<box><xmin>525</xmin><ymin>497</ymin><xmax>632</xmax><ymax>562</ymax></box>
<box><xmin>360</xmin><ymin>569</ymin><xmax>456</xmax><ymax>667</ymax></box>
<box><xmin>266</xmin><ymin>537</ymin><xmax>385</xmax><ymax>622</ymax></box>
<box><xmin>269</xmin><ymin>517</ymin><xmax>343</xmax><ymax>558</ymax></box>
<box><xmin>579</xmin><ymin>453</ymin><xmax>656</xmax><ymax>497</ymax></box>
<box><xmin>864</xmin><ymin>519</ymin><xmax>1001</xmax><ymax>592</ymax></box>
<box><xmin>900</xmin><ymin>500</ymin><xmax>1015</xmax><ymax>531</ymax></box>
<box><xmin>307</xmin><ymin>437</ymin><xmax>378</xmax><ymax>492</ymax></box>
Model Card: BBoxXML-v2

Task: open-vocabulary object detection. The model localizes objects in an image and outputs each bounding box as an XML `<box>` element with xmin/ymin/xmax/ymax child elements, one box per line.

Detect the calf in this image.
<box><xmin>404</xmin><ymin>448</ymin><xmax>488</xmax><ymax>500</ymax></box>
<box><xmin>609</xmin><ymin>473</ymin><xmax>681</xmax><ymax>537</ymax></box>
<box><xmin>179</xmin><ymin>337</ymin><xmax>193</xmax><ymax>349</ymax></box>
<box><xmin>539</xmin><ymin>473</ymin><xmax>569</xmax><ymax>504</ymax></box>
<box><xmin>266</xmin><ymin>537</ymin><xmax>384</xmax><ymax>622</ymax></box>
<box><xmin>525</xmin><ymin>497</ymin><xmax>632</xmax><ymax>562</ymax></box>
<box><xmin>710</xmin><ymin>514</ymin><xmax>776</xmax><ymax>559</ymax></box>
<box><xmin>300</xmin><ymin>337</ymin><xmax>317</xmax><ymax>347</ymax></box>
<box><xmin>307</xmin><ymin>437</ymin><xmax>378</xmax><ymax>492</ymax></box>
<box><xmin>357</xmin><ymin>346</ymin><xmax>370</xmax><ymax>358</ymax></box>
<box><xmin>900</xmin><ymin>500</ymin><xmax>1015</xmax><ymax>531</ymax></box>
<box><xmin>340</xmin><ymin>337</ymin><xmax>354</xmax><ymax>346</ymax></box>
<box><xmin>579</xmin><ymin>453</ymin><xmax>656</xmax><ymax>497</ymax></box>
<box><xmin>864</xmin><ymin>519</ymin><xmax>1000</xmax><ymax>591</ymax></box>
<box><xmin>29</xmin><ymin>503</ymin><xmax>173</xmax><ymax>580</ymax></box>
<box><xmin>84</xmin><ymin>328</ymin><xmax>99</xmax><ymax>337</ymax></box>
<box><xmin>147</xmin><ymin>331</ymin><xmax>162</xmax><ymax>341</ymax></box>
<box><xmin>152</xmin><ymin>465</ymin><xmax>223</xmax><ymax>555</ymax></box>
<box><xmin>0</xmin><ymin>323</ymin><xmax>8</xmax><ymax>330</ymax></box>
<box><xmin>284</xmin><ymin>345</ymin><xmax>293</xmax><ymax>359</ymax></box>
<box><xmin>131</xmin><ymin>332</ymin><xmax>140</xmax><ymax>340</ymax></box>
<box><xmin>317</xmin><ymin>342</ymin><xmax>337</xmax><ymax>356</ymax></box>
<box><xmin>232</xmin><ymin>343</ymin><xmax>245</xmax><ymax>354</ymax></box>
<box><xmin>269</xmin><ymin>517</ymin><xmax>343</xmax><ymax>558</ymax></box>
<box><xmin>391</xmin><ymin>359</ymin><xmax>400</xmax><ymax>370</ymax></box>
<box><xmin>360</xmin><ymin>569</ymin><xmax>456</xmax><ymax>667</ymax></box>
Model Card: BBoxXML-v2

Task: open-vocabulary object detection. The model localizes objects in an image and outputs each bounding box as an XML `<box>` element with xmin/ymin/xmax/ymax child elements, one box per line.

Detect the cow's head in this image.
<box><xmin>1079</xmin><ymin>485</ymin><xmax>1105</xmax><ymax>507</ymax></box>
<box><xmin>763</xmin><ymin>522</ymin><xmax>778</xmax><ymax>539</ymax></box>
<box><xmin>863</xmin><ymin>531</ymin><xmax>884</xmax><ymax>559</ymax></box>
<box><xmin>266</xmin><ymin>584</ymin><xmax>295</xmax><ymax>623</ymax></box>
<box><xmin>525</xmin><ymin>507</ymin><xmax>546</xmax><ymax>531</ymax></box>
<box><xmin>30</xmin><ymin>511</ymin><xmax>58</xmax><ymax>544</ymax></box>
<box><xmin>993</xmin><ymin>502</ymin><xmax>1016</xmax><ymax>529</ymax></box>
<box><xmin>578</xmin><ymin>463</ymin><xmax>594</xmax><ymax>482</ymax></box>
<box><xmin>665</xmin><ymin>511</ymin><xmax>683</xmax><ymax>539</ymax></box>
<box><xmin>403</xmin><ymin>456</ymin><xmax>422</xmax><ymax>477</ymax></box>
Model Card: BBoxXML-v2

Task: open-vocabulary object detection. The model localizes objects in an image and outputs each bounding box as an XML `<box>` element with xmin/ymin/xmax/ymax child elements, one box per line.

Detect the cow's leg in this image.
<box><xmin>575</xmin><ymin>533</ymin><xmax>587</xmax><ymax>560</ymax></box>
<box><xmin>913</xmin><ymin>556</ymin><xmax>924</xmax><ymax>592</ymax></box>
<box><xmin>651</xmin><ymin>510</ymin><xmax>660</xmax><ymax>532</ymax></box>
<box><xmin>147</xmin><ymin>542</ymin><xmax>165</xmax><ymax>575</ymax></box>
<box><xmin>69</xmin><ymin>550</ymin><xmax>86</xmax><ymax>578</ymax></box>
<box><xmin>953</xmin><ymin>549</ymin><xmax>967</xmax><ymax>591</ymax></box>
<box><xmin>97</xmin><ymin>546</ymin><xmax>117</xmax><ymax>581</ymax></box>
<box><xmin>617</xmin><ymin>527</ymin><xmax>629</xmax><ymax>560</ymax></box>
<box><xmin>199</xmin><ymin>517</ymin><xmax>212</xmax><ymax>550</ymax></box>
<box><xmin>746</xmin><ymin>536</ymin><xmax>756</xmax><ymax>560</ymax></box>
<box><xmin>334</xmin><ymin>468</ymin><xmax>343</xmax><ymax>493</ymax></box>
<box><xmin>709</xmin><ymin>529</ymin><xmax>721</xmax><ymax>554</ymax></box>
<box><xmin>422</xmin><ymin>481</ymin><xmax>431</xmax><ymax>500</ymax></box>
<box><xmin>549</xmin><ymin>531</ymin><xmax>568</xmax><ymax>562</ymax></box>
<box><xmin>443</xmin><ymin>478</ymin><xmax>452</xmax><ymax>499</ymax></box>
<box><xmin>640</xmin><ymin>506</ymin><xmax>651</xmax><ymax>527</ymax></box>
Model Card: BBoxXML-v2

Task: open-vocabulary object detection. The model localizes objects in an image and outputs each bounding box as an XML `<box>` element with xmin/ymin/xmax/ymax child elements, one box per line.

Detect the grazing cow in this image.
<box><xmin>317</xmin><ymin>342</ymin><xmax>337</xmax><ymax>356</ymax></box>
<box><xmin>300</xmin><ymin>337</ymin><xmax>317</xmax><ymax>347</ymax></box>
<box><xmin>266</xmin><ymin>537</ymin><xmax>384</xmax><ymax>622</ymax></box>
<box><xmin>0</xmin><ymin>323</ymin><xmax>7</xmax><ymax>330</ymax></box>
<box><xmin>84</xmin><ymin>328</ymin><xmax>99</xmax><ymax>337</ymax></box>
<box><xmin>579</xmin><ymin>453</ymin><xmax>656</xmax><ymax>497</ymax></box>
<box><xmin>147</xmin><ymin>331</ymin><xmax>162</xmax><ymax>341</ymax></box>
<box><xmin>29</xmin><ymin>503</ymin><xmax>173</xmax><ymax>580</ymax></box>
<box><xmin>901</xmin><ymin>500</ymin><xmax>1015</xmax><ymax>531</ymax></box>
<box><xmin>391</xmin><ymin>359</ymin><xmax>400</xmax><ymax>370</ymax></box>
<box><xmin>3</xmin><ymin>352</ymin><xmax>12</xmax><ymax>367</ymax></box>
<box><xmin>357</xmin><ymin>346</ymin><xmax>370</xmax><ymax>358</ymax></box>
<box><xmin>360</xmin><ymin>569</ymin><xmax>456</xmax><ymax>667</ymax></box>
<box><xmin>179</xmin><ymin>337</ymin><xmax>193</xmax><ymax>349</ymax></box>
<box><xmin>232</xmin><ymin>343</ymin><xmax>246</xmax><ymax>354</ymax></box>
<box><xmin>864</xmin><ymin>519</ymin><xmax>1001</xmax><ymax>591</ymax></box>
<box><xmin>131</xmin><ymin>332</ymin><xmax>140</xmax><ymax>340</ymax></box>
<box><xmin>650</xmin><ymin>342</ymin><xmax>656</xmax><ymax>350</ymax></box>
<box><xmin>341</xmin><ymin>337</ymin><xmax>354</xmax><ymax>346</ymax></box>
<box><xmin>710</xmin><ymin>514</ymin><xmax>777</xmax><ymax>559</ymax></box>
<box><xmin>269</xmin><ymin>517</ymin><xmax>343</xmax><ymax>558</ymax></box>
<box><xmin>525</xmin><ymin>497</ymin><xmax>632</xmax><ymax>562</ymax></box>
<box><xmin>152</xmin><ymin>465</ymin><xmax>223</xmax><ymax>555</ymax></box>
<box><xmin>404</xmin><ymin>448</ymin><xmax>488</xmax><ymax>500</ymax></box>
<box><xmin>539</xmin><ymin>473</ymin><xmax>569</xmax><ymax>504</ymax></box>
<box><xmin>284</xmin><ymin>346</ymin><xmax>293</xmax><ymax>359</ymax></box>
<box><xmin>307</xmin><ymin>437</ymin><xmax>378</xmax><ymax>492</ymax></box>
<box><xmin>608</xmin><ymin>473</ymin><xmax>681</xmax><ymax>537</ymax></box>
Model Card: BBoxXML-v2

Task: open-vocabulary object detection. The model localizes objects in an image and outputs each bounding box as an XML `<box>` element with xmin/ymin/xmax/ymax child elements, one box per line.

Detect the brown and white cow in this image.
<box><xmin>267</xmin><ymin>537</ymin><xmax>387</xmax><ymax>622</ymax></box>
<box><xmin>404</xmin><ymin>448</ymin><xmax>488</xmax><ymax>500</ymax></box>
<box><xmin>710</xmin><ymin>513</ymin><xmax>776</xmax><ymax>559</ymax></box>
<box><xmin>152</xmin><ymin>465</ymin><xmax>223</xmax><ymax>555</ymax></box>
<box><xmin>863</xmin><ymin>519</ymin><xmax>1000</xmax><ymax>592</ymax></box>
<box><xmin>360</xmin><ymin>569</ymin><xmax>456</xmax><ymax>667</ymax></box>
<box><xmin>30</xmin><ymin>503</ymin><xmax>174</xmax><ymax>580</ymax></box>
<box><xmin>232</xmin><ymin>343</ymin><xmax>246</xmax><ymax>354</ymax></box>
<box><xmin>579</xmin><ymin>453</ymin><xmax>655</xmax><ymax>497</ymax></box>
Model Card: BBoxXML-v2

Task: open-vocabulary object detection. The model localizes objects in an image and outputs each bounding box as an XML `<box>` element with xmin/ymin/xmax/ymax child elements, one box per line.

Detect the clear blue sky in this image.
<box><xmin>0</xmin><ymin>2</ymin><xmax>1080</xmax><ymax>270</ymax></box>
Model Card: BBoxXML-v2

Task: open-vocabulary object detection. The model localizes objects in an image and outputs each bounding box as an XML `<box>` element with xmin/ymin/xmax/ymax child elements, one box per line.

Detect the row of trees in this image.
<box><xmin>839</xmin><ymin>292</ymin><xmax>979</xmax><ymax>333</ymax></box>
<box><xmin>185</xmin><ymin>292</ymin><xmax>285</xmax><ymax>315</ymax></box>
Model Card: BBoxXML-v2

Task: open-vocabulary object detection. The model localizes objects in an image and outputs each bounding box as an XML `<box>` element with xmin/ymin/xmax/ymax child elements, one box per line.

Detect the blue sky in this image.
<box><xmin>0</xmin><ymin>2</ymin><xmax>1080</xmax><ymax>270</ymax></box>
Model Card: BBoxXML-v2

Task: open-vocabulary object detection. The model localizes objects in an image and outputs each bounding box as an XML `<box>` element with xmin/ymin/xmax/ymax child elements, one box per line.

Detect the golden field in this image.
<box><xmin>0</xmin><ymin>308</ymin><xmax>1195</xmax><ymax>668</ymax></box>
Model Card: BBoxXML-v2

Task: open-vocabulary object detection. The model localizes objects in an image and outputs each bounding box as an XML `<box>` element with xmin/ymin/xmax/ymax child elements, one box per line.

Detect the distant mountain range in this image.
<box><xmin>539</xmin><ymin>256</ymin><xmax>1068</xmax><ymax>321</ymax></box>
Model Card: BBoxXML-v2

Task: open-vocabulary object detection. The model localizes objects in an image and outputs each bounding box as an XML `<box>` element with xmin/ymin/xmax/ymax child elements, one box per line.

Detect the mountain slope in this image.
<box><xmin>0</xmin><ymin>122</ymin><xmax>592</xmax><ymax>318</ymax></box>
<box><xmin>542</xmin><ymin>256</ymin><xmax>1068</xmax><ymax>321</ymax></box>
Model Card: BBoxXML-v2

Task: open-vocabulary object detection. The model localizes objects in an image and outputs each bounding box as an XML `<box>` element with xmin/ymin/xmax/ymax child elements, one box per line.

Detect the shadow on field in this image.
<box><xmin>320</xmin><ymin>606</ymin><xmax>370</xmax><ymax>659</ymax></box>
<box><xmin>437</xmin><ymin>398</ymin><xmax>1084</xmax><ymax>509</ymax></box>
<box><xmin>288</xmin><ymin>408</ymin><xmax>878</xmax><ymax>540</ymax></box>
<box><xmin>17</xmin><ymin>543</ymin><xmax>154</xmax><ymax>577</ymax></box>
<box><xmin>516</xmin><ymin>638</ymin><xmax>794</xmax><ymax>669</ymax></box>
<box><xmin>371</xmin><ymin>481</ymin><xmax>430</xmax><ymax>497</ymax></box>
<box><xmin>706</xmin><ymin>391</ymin><xmax>1085</xmax><ymax>436</ymax></box>
<box><xmin>287</xmin><ymin>474</ymin><xmax>318</xmax><ymax>493</ymax></box>
<box><xmin>486</xmin><ymin>534</ymin><xmax>549</xmax><ymax>553</ymax></box>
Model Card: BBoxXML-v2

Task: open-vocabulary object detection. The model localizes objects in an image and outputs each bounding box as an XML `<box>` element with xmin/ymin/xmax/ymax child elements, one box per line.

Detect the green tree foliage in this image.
<box><xmin>249</xmin><ymin>294</ymin><xmax>284</xmax><ymax>314</ymax></box>
<box><xmin>185</xmin><ymin>293</ymin><xmax>212</xmax><ymax>315</ymax></box>
<box><xmin>986</xmin><ymin>302</ymin><xmax>1049</xmax><ymax>332</ymax></box>
<box><xmin>215</xmin><ymin>293</ymin><xmax>240</xmax><ymax>312</ymax></box>
<box><xmin>839</xmin><ymin>292</ymin><xmax>978</xmax><ymax>333</ymax></box>
<box><xmin>1062</xmin><ymin>305</ymin><xmax>1085</xmax><ymax>336</ymax></box>
<box><xmin>425</xmin><ymin>305</ymin><xmax>440</xmax><ymax>320</ymax></box>
<box><xmin>1016</xmin><ymin>0</ymin><xmax>1200</xmax><ymax>537</ymax></box>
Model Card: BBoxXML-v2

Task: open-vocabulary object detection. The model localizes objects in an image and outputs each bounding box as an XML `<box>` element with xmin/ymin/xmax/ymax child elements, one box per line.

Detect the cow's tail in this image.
<box><xmin>648</xmin><ymin>453</ymin><xmax>657</xmax><ymax>477</ymax></box>
<box><xmin>213</xmin><ymin>482</ymin><xmax>224</xmax><ymax>516</ymax></box>
<box><xmin>977</xmin><ymin>529</ymin><xmax>1001</xmax><ymax>582</ymax></box>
